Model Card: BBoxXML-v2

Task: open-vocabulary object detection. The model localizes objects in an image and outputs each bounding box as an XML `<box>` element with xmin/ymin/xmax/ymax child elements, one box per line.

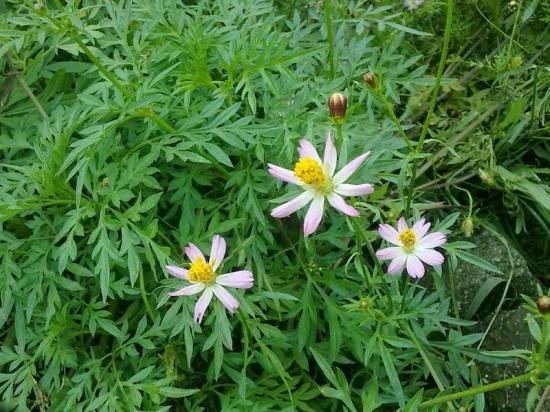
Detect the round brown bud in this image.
<box><xmin>328</xmin><ymin>93</ymin><xmax>347</xmax><ymax>119</ymax></box>
<box><xmin>536</xmin><ymin>296</ymin><xmax>550</xmax><ymax>315</ymax></box>
<box><xmin>362</xmin><ymin>72</ymin><xmax>376</xmax><ymax>88</ymax></box>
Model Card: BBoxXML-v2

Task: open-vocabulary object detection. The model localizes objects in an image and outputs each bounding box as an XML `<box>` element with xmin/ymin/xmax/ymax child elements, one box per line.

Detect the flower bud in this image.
<box><xmin>478</xmin><ymin>169</ymin><xmax>496</xmax><ymax>186</ymax></box>
<box><xmin>34</xmin><ymin>2</ymin><xmax>48</xmax><ymax>15</ymax></box>
<box><xmin>328</xmin><ymin>93</ymin><xmax>347</xmax><ymax>120</ymax></box>
<box><xmin>536</xmin><ymin>296</ymin><xmax>550</xmax><ymax>315</ymax></box>
<box><xmin>462</xmin><ymin>217</ymin><xmax>474</xmax><ymax>237</ymax></box>
<box><xmin>362</xmin><ymin>72</ymin><xmax>376</xmax><ymax>88</ymax></box>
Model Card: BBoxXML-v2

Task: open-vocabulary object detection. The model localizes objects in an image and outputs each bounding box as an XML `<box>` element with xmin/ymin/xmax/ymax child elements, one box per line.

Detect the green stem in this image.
<box><xmin>68</xmin><ymin>31</ymin><xmax>133</xmax><ymax>99</ymax></box>
<box><xmin>538</xmin><ymin>317</ymin><xmax>549</xmax><ymax>362</ymax></box>
<box><xmin>139</xmin><ymin>265</ymin><xmax>155</xmax><ymax>321</ymax></box>
<box><xmin>352</xmin><ymin>220</ymin><xmax>393</xmax><ymax>311</ymax></box>
<box><xmin>335</xmin><ymin>123</ymin><xmax>343</xmax><ymax>151</ymax></box>
<box><xmin>323</xmin><ymin>0</ymin><xmax>335</xmax><ymax>79</ymax></box>
<box><xmin>405</xmin><ymin>0</ymin><xmax>454</xmax><ymax>217</ymax></box>
<box><xmin>381</xmin><ymin>97</ymin><xmax>412</xmax><ymax>151</ymax></box>
<box><xmin>420</xmin><ymin>372</ymin><xmax>535</xmax><ymax>408</ymax></box>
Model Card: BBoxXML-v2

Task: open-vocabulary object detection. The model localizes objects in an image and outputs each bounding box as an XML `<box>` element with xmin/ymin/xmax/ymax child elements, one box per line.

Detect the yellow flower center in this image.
<box><xmin>399</xmin><ymin>229</ymin><xmax>416</xmax><ymax>253</ymax></box>
<box><xmin>188</xmin><ymin>258</ymin><xmax>215</xmax><ymax>283</ymax></box>
<box><xmin>294</xmin><ymin>157</ymin><xmax>325</xmax><ymax>185</ymax></box>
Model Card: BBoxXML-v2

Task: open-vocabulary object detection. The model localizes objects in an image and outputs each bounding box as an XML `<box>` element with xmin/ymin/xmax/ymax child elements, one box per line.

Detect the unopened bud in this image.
<box><xmin>478</xmin><ymin>169</ymin><xmax>495</xmax><ymax>186</ymax></box>
<box><xmin>34</xmin><ymin>2</ymin><xmax>48</xmax><ymax>15</ymax></box>
<box><xmin>101</xmin><ymin>177</ymin><xmax>109</xmax><ymax>187</ymax></box>
<box><xmin>509</xmin><ymin>0</ymin><xmax>518</xmax><ymax>9</ymax></box>
<box><xmin>536</xmin><ymin>296</ymin><xmax>550</xmax><ymax>315</ymax></box>
<box><xmin>359</xmin><ymin>298</ymin><xmax>369</xmax><ymax>310</ymax></box>
<box><xmin>328</xmin><ymin>93</ymin><xmax>347</xmax><ymax>120</ymax></box>
<box><xmin>362</xmin><ymin>72</ymin><xmax>376</xmax><ymax>88</ymax></box>
<box><xmin>462</xmin><ymin>217</ymin><xmax>474</xmax><ymax>237</ymax></box>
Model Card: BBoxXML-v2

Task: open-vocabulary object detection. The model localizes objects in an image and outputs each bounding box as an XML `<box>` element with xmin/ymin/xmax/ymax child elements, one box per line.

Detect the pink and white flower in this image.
<box><xmin>166</xmin><ymin>235</ymin><xmax>253</xmax><ymax>324</ymax></box>
<box><xmin>268</xmin><ymin>132</ymin><xmax>373</xmax><ymax>236</ymax></box>
<box><xmin>375</xmin><ymin>217</ymin><xmax>446</xmax><ymax>279</ymax></box>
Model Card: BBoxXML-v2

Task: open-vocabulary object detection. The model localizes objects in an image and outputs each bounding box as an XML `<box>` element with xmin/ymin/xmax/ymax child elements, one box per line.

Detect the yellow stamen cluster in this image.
<box><xmin>188</xmin><ymin>258</ymin><xmax>215</xmax><ymax>283</ymax></box>
<box><xmin>294</xmin><ymin>157</ymin><xmax>325</xmax><ymax>186</ymax></box>
<box><xmin>399</xmin><ymin>229</ymin><xmax>416</xmax><ymax>253</ymax></box>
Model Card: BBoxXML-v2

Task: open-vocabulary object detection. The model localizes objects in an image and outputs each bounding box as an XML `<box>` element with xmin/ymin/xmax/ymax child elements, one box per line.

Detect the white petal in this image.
<box><xmin>415</xmin><ymin>249</ymin><xmax>445</xmax><ymax>266</ymax></box>
<box><xmin>323</xmin><ymin>131</ymin><xmax>337</xmax><ymax>177</ymax></box>
<box><xmin>334</xmin><ymin>183</ymin><xmax>374</xmax><ymax>197</ymax></box>
<box><xmin>397</xmin><ymin>217</ymin><xmax>408</xmax><ymax>232</ymax></box>
<box><xmin>417</xmin><ymin>232</ymin><xmax>447</xmax><ymax>248</ymax></box>
<box><xmin>298</xmin><ymin>139</ymin><xmax>322</xmax><ymax>163</ymax></box>
<box><xmin>166</xmin><ymin>265</ymin><xmax>188</xmax><ymax>280</ymax></box>
<box><xmin>378</xmin><ymin>224</ymin><xmax>400</xmax><ymax>245</ymax></box>
<box><xmin>387</xmin><ymin>254</ymin><xmax>407</xmax><ymax>275</ymax></box>
<box><xmin>303</xmin><ymin>196</ymin><xmax>325</xmax><ymax>236</ymax></box>
<box><xmin>213</xmin><ymin>285</ymin><xmax>240</xmax><ymax>313</ymax></box>
<box><xmin>209</xmin><ymin>235</ymin><xmax>226</xmax><ymax>271</ymax></box>
<box><xmin>376</xmin><ymin>247</ymin><xmax>404</xmax><ymax>261</ymax></box>
<box><xmin>327</xmin><ymin>193</ymin><xmax>359</xmax><ymax>216</ymax></box>
<box><xmin>332</xmin><ymin>151</ymin><xmax>370</xmax><ymax>185</ymax></box>
<box><xmin>271</xmin><ymin>191</ymin><xmax>314</xmax><ymax>218</ymax></box>
<box><xmin>185</xmin><ymin>243</ymin><xmax>205</xmax><ymax>262</ymax></box>
<box><xmin>413</xmin><ymin>218</ymin><xmax>431</xmax><ymax>240</ymax></box>
<box><xmin>216</xmin><ymin>270</ymin><xmax>254</xmax><ymax>289</ymax></box>
<box><xmin>168</xmin><ymin>283</ymin><xmax>205</xmax><ymax>297</ymax></box>
<box><xmin>193</xmin><ymin>288</ymin><xmax>213</xmax><ymax>324</ymax></box>
<box><xmin>268</xmin><ymin>164</ymin><xmax>302</xmax><ymax>186</ymax></box>
<box><xmin>406</xmin><ymin>254</ymin><xmax>425</xmax><ymax>279</ymax></box>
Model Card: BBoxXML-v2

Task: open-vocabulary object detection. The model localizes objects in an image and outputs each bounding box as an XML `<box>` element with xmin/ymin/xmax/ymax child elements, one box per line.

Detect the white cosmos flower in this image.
<box><xmin>166</xmin><ymin>235</ymin><xmax>253</xmax><ymax>324</ymax></box>
<box><xmin>376</xmin><ymin>217</ymin><xmax>447</xmax><ymax>279</ymax></box>
<box><xmin>268</xmin><ymin>132</ymin><xmax>373</xmax><ymax>236</ymax></box>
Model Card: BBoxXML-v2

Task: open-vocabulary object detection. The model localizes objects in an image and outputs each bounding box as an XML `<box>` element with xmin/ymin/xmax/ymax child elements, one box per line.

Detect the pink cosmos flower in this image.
<box><xmin>375</xmin><ymin>217</ymin><xmax>446</xmax><ymax>279</ymax></box>
<box><xmin>268</xmin><ymin>132</ymin><xmax>373</xmax><ymax>236</ymax></box>
<box><xmin>166</xmin><ymin>235</ymin><xmax>253</xmax><ymax>324</ymax></box>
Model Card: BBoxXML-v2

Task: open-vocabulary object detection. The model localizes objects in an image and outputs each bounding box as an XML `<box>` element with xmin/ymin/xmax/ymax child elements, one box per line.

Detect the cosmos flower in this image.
<box><xmin>268</xmin><ymin>132</ymin><xmax>373</xmax><ymax>236</ymax></box>
<box><xmin>166</xmin><ymin>235</ymin><xmax>253</xmax><ymax>324</ymax></box>
<box><xmin>375</xmin><ymin>217</ymin><xmax>446</xmax><ymax>278</ymax></box>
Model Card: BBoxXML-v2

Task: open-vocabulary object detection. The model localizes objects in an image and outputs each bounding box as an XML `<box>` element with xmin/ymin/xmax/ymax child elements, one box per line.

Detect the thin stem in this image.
<box><xmin>353</xmin><ymin>220</ymin><xmax>394</xmax><ymax>311</ymax></box>
<box><xmin>139</xmin><ymin>265</ymin><xmax>155</xmax><ymax>321</ymax></box>
<box><xmin>405</xmin><ymin>0</ymin><xmax>454</xmax><ymax>216</ymax></box>
<box><xmin>538</xmin><ymin>317</ymin><xmax>549</xmax><ymax>363</ymax></box>
<box><xmin>535</xmin><ymin>385</ymin><xmax>550</xmax><ymax>412</ymax></box>
<box><xmin>335</xmin><ymin>123</ymin><xmax>343</xmax><ymax>151</ymax></box>
<box><xmin>323</xmin><ymin>0</ymin><xmax>335</xmax><ymax>79</ymax></box>
<box><xmin>381</xmin><ymin>97</ymin><xmax>412</xmax><ymax>151</ymax></box>
<box><xmin>420</xmin><ymin>372</ymin><xmax>535</xmax><ymax>408</ymax></box>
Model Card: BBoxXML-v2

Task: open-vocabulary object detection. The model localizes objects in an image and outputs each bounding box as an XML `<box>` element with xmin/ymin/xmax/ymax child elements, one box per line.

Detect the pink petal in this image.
<box><xmin>209</xmin><ymin>235</ymin><xmax>226</xmax><ymax>271</ymax></box>
<box><xmin>417</xmin><ymin>232</ymin><xmax>447</xmax><ymax>248</ymax></box>
<box><xmin>406</xmin><ymin>254</ymin><xmax>425</xmax><ymax>279</ymax></box>
<box><xmin>397</xmin><ymin>217</ymin><xmax>408</xmax><ymax>232</ymax></box>
<box><xmin>166</xmin><ymin>265</ymin><xmax>188</xmax><ymax>280</ymax></box>
<box><xmin>213</xmin><ymin>285</ymin><xmax>240</xmax><ymax>313</ymax></box>
<box><xmin>304</xmin><ymin>197</ymin><xmax>325</xmax><ymax>236</ymax></box>
<box><xmin>413</xmin><ymin>218</ymin><xmax>431</xmax><ymax>239</ymax></box>
<box><xmin>334</xmin><ymin>183</ymin><xmax>374</xmax><ymax>197</ymax></box>
<box><xmin>387</xmin><ymin>254</ymin><xmax>407</xmax><ymax>275</ymax></box>
<box><xmin>168</xmin><ymin>283</ymin><xmax>205</xmax><ymax>297</ymax></box>
<box><xmin>298</xmin><ymin>139</ymin><xmax>322</xmax><ymax>163</ymax></box>
<box><xmin>216</xmin><ymin>270</ymin><xmax>254</xmax><ymax>289</ymax></box>
<box><xmin>327</xmin><ymin>193</ymin><xmax>359</xmax><ymax>217</ymax></box>
<box><xmin>323</xmin><ymin>131</ymin><xmax>337</xmax><ymax>177</ymax></box>
<box><xmin>332</xmin><ymin>151</ymin><xmax>370</xmax><ymax>185</ymax></box>
<box><xmin>415</xmin><ymin>249</ymin><xmax>445</xmax><ymax>266</ymax></box>
<box><xmin>378</xmin><ymin>223</ymin><xmax>400</xmax><ymax>245</ymax></box>
<box><xmin>271</xmin><ymin>191</ymin><xmax>314</xmax><ymax>218</ymax></box>
<box><xmin>194</xmin><ymin>288</ymin><xmax>213</xmax><ymax>324</ymax></box>
<box><xmin>268</xmin><ymin>164</ymin><xmax>302</xmax><ymax>186</ymax></box>
<box><xmin>185</xmin><ymin>243</ymin><xmax>205</xmax><ymax>262</ymax></box>
<box><xmin>376</xmin><ymin>247</ymin><xmax>404</xmax><ymax>261</ymax></box>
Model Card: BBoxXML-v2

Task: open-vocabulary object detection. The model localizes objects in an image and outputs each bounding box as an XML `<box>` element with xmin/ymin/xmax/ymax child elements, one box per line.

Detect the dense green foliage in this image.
<box><xmin>1</xmin><ymin>0</ymin><xmax>549</xmax><ymax>411</ymax></box>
